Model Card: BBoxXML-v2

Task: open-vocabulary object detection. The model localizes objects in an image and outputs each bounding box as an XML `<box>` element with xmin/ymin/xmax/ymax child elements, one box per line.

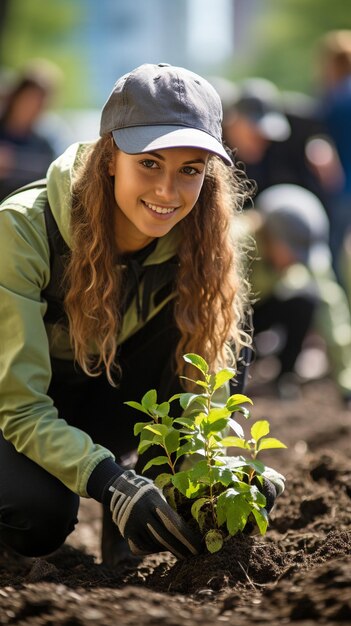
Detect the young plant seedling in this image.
<box><xmin>125</xmin><ymin>353</ymin><xmax>286</xmax><ymax>553</ymax></box>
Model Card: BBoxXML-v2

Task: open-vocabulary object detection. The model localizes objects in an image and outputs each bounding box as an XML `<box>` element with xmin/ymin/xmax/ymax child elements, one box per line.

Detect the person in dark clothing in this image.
<box><xmin>221</xmin><ymin>77</ymin><xmax>337</xmax><ymax>210</ymax></box>
<box><xmin>0</xmin><ymin>60</ymin><xmax>61</xmax><ymax>199</ymax></box>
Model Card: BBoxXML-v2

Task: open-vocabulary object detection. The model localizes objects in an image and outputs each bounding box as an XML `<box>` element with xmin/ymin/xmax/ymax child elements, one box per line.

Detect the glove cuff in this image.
<box><xmin>87</xmin><ymin>458</ymin><xmax>124</xmax><ymax>504</ymax></box>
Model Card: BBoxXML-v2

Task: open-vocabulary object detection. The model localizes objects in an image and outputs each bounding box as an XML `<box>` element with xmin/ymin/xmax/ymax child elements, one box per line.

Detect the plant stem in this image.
<box><xmin>248</xmin><ymin>446</ymin><xmax>258</xmax><ymax>484</ymax></box>
<box><xmin>165</xmin><ymin>450</ymin><xmax>176</xmax><ymax>475</ymax></box>
<box><xmin>248</xmin><ymin>468</ymin><xmax>255</xmax><ymax>484</ymax></box>
<box><xmin>205</xmin><ymin>387</ymin><xmax>217</xmax><ymax>527</ymax></box>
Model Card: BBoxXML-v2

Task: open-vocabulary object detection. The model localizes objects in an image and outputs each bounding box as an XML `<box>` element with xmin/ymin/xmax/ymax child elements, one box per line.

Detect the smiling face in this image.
<box><xmin>108</xmin><ymin>146</ymin><xmax>209</xmax><ymax>253</ymax></box>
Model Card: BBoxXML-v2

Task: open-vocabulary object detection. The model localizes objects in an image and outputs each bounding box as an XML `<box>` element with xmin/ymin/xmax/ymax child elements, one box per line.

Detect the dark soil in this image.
<box><xmin>1</xmin><ymin>376</ymin><xmax>350</xmax><ymax>625</ymax></box>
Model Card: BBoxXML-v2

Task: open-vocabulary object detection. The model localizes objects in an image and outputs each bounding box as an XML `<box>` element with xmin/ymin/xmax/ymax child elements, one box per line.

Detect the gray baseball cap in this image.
<box><xmin>100</xmin><ymin>63</ymin><xmax>232</xmax><ymax>165</ymax></box>
<box><xmin>256</xmin><ymin>184</ymin><xmax>330</xmax><ymax>269</ymax></box>
<box><xmin>234</xmin><ymin>78</ymin><xmax>291</xmax><ymax>142</ymax></box>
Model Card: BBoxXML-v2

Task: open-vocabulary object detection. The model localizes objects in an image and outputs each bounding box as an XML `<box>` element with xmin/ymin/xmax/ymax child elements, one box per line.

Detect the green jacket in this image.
<box><xmin>0</xmin><ymin>142</ymin><xmax>182</xmax><ymax>497</ymax></box>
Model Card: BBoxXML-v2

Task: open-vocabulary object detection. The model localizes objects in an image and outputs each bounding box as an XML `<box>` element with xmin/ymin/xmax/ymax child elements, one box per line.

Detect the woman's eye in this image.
<box><xmin>141</xmin><ymin>159</ymin><xmax>158</xmax><ymax>169</ymax></box>
<box><xmin>182</xmin><ymin>165</ymin><xmax>200</xmax><ymax>176</ymax></box>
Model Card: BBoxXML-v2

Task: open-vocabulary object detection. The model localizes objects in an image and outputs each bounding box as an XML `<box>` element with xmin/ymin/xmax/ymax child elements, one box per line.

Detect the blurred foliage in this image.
<box><xmin>0</xmin><ymin>0</ymin><xmax>87</xmax><ymax>108</ymax></box>
<box><xmin>229</xmin><ymin>0</ymin><xmax>351</xmax><ymax>95</ymax></box>
<box><xmin>2</xmin><ymin>0</ymin><xmax>351</xmax><ymax>107</ymax></box>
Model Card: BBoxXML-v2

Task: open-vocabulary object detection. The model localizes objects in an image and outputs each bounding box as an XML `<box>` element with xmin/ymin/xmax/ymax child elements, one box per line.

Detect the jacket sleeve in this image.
<box><xmin>0</xmin><ymin>206</ymin><xmax>114</xmax><ymax>497</ymax></box>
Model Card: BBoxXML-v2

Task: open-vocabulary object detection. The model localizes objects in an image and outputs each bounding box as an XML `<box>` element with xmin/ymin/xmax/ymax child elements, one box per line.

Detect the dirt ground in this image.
<box><xmin>1</xmin><ymin>371</ymin><xmax>350</xmax><ymax>626</ymax></box>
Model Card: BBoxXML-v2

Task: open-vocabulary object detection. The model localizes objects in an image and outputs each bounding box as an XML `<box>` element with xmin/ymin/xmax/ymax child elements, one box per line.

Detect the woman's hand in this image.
<box><xmin>108</xmin><ymin>470</ymin><xmax>202</xmax><ymax>559</ymax></box>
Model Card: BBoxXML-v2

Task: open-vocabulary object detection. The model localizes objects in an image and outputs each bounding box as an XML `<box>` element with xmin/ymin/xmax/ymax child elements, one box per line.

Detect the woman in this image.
<box><xmin>0</xmin><ymin>63</ymin><xmax>256</xmax><ymax>566</ymax></box>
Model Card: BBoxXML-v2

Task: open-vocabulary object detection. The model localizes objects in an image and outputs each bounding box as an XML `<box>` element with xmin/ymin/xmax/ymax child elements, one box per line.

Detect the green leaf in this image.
<box><xmin>250</xmin><ymin>485</ymin><xmax>267</xmax><ymax>508</ymax></box>
<box><xmin>203</xmin><ymin>417</ymin><xmax>229</xmax><ymax>438</ymax></box>
<box><xmin>183</xmin><ymin>353</ymin><xmax>209</xmax><ymax>375</ymax></box>
<box><xmin>208</xmin><ymin>434</ymin><xmax>221</xmax><ymax>451</ymax></box>
<box><xmin>213</xmin><ymin>368</ymin><xmax>235</xmax><ymax>392</ymax></box>
<box><xmin>251</xmin><ymin>420</ymin><xmax>270</xmax><ymax>441</ymax></box>
<box><xmin>216</xmin><ymin>490</ymin><xmax>252</xmax><ymax>534</ymax></box>
<box><xmin>189</xmin><ymin>460</ymin><xmax>211</xmax><ymax>483</ymax></box>
<box><xmin>176</xmin><ymin>438</ymin><xmax>205</xmax><ymax>459</ymax></box>
<box><xmin>205</xmin><ymin>529</ymin><xmax>223</xmax><ymax>553</ymax></box>
<box><xmin>178</xmin><ymin>392</ymin><xmax>207</xmax><ymax>410</ymax></box>
<box><xmin>193</xmin><ymin>380</ymin><xmax>209</xmax><ymax>389</ymax></box>
<box><xmin>164</xmin><ymin>484</ymin><xmax>178</xmax><ymax>510</ymax></box>
<box><xmin>154</xmin><ymin>402</ymin><xmax>170</xmax><ymax>417</ymax></box>
<box><xmin>171</xmin><ymin>464</ymin><xmax>209</xmax><ymax>496</ymax></box>
<box><xmin>226</xmin><ymin>394</ymin><xmax>253</xmax><ymax>412</ymax></box>
<box><xmin>194</xmin><ymin>412</ymin><xmax>209</xmax><ymax>427</ymax></box>
<box><xmin>133</xmin><ymin>421</ymin><xmax>150</xmax><ymax>436</ymax></box>
<box><xmin>161</xmin><ymin>415</ymin><xmax>173</xmax><ymax>428</ymax></box>
<box><xmin>208</xmin><ymin>407</ymin><xmax>231</xmax><ymax>421</ymax></box>
<box><xmin>171</xmin><ymin>471</ymin><xmax>190</xmax><ymax>496</ymax></box>
<box><xmin>252</xmin><ymin>507</ymin><xmax>269</xmax><ymax>535</ymax></box>
<box><xmin>257</xmin><ymin>437</ymin><xmax>287</xmax><ymax>452</ymax></box>
<box><xmin>210</xmin><ymin>465</ymin><xmax>234</xmax><ymax>486</ymax></box>
<box><xmin>231</xmin><ymin>480</ymin><xmax>252</xmax><ymax>495</ymax></box>
<box><xmin>137</xmin><ymin>439</ymin><xmax>154</xmax><ymax>454</ymax></box>
<box><xmin>139</xmin><ymin>426</ymin><xmax>156</xmax><ymax>440</ymax></box>
<box><xmin>191</xmin><ymin>497</ymin><xmax>209</xmax><ymax>522</ymax></box>
<box><xmin>164</xmin><ymin>429</ymin><xmax>180</xmax><ymax>454</ymax></box>
<box><xmin>173</xmin><ymin>416</ymin><xmax>195</xmax><ymax>429</ymax></box>
<box><xmin>125</xmin><ymin>400</ymin><xmax>150</xmax><ymax>416</ymax></box>
<box><xmin>220</xmin><ymin>436</ymin><xmax>248</xmax><ymax>449</ymax></box>
<box><xmin>168</xmin><ymin>393</ymin><xmax>183</xmax><ymax>403</ymax></box>
<box><xmin>216</xmin><ymin>492</ymin><xmax>227</xmax><ymax>528</ymax></box>
<box><xmin>185</xmin><ymin>431</ymin><xmax>206</xmax><ymax>446</ymax></box>
<box><xmin>141</xmin><ymin>389</ymin><xmax>157</xmax><ymax>411</ymax></box>
<box><xmin>196</xmin><ymin>510</ymin><xmax>207</xmax><ymax>532</ymax></box>
<box><xmin>144</xmin><ymin>423</ymin><xmax>169</xmax><ymax>437</ymax></box>
<box><xmin>244</xmin><ymin>459</ymin><xmax>266</xmax><ymax>474</ymax></box>
<box><xmin>186</xmin><ymin>482</ymin><xmax>204</xmax><ymax>498</ymax></box>
<box><xmin>223</xmin><ymin>455</ymin><xmax>247</xmax><ymax>468</ymax></box>
<box><xmin>142</xmin><ymin>456</ymin><xmax>169</xmax><ymax>473</ymax></box>
<box><xmin>235</xmin><ymin>406</ymin><xmax>251</xmax><ymax>420</ymax></box>
<box><xmin>154</xmin><ymin>473</ymin><xmax>172</xmax><ymax>490</ymax></box>
<box><xmin>228</xmin><ymin>497</ymin><xmax>251</xmax><ymax>535</ymax></box>
<box><xmin>171</xmin><ymin>471</ymin><xmax>203</xmax><ymax>498</ymax></box>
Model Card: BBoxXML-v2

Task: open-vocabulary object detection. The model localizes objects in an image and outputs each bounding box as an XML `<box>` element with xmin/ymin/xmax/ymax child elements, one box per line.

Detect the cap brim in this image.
<box><xmin>112</xmin><ymin>126</ymin><xmax>232</xmax><ymax>165</ymax></box>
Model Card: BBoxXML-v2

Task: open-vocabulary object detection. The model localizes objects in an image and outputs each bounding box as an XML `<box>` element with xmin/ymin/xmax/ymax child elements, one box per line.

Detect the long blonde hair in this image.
<box><xmin>64</xmin><ymin>135</ymin><xmax>252</xmax><ymax>384</ymax></box>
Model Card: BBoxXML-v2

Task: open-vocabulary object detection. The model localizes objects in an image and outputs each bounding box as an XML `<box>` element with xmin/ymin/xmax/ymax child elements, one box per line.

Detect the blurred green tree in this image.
<box><xmin>230</xmin><ymin>0</ymin><xmax>351</xmax><ymax>94</ymax></box>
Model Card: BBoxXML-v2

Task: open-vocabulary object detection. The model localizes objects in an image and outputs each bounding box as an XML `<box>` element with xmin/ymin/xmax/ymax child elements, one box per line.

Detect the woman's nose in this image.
<box><xmin>155</xmin><ymin>173</ymin><xmax>178</xmax><ymax>201</ymax></box>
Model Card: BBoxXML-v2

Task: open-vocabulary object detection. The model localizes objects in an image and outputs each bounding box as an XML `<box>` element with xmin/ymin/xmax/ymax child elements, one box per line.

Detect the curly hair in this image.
<box><xmin>175</xmin><ymin>156</ymin><xmax>252</xmax><ymax>375</ymax></box>
<box><xmin>64</xmin><ymin>135</ymin><xmax>253</xmax><ymax>385</ymax></box>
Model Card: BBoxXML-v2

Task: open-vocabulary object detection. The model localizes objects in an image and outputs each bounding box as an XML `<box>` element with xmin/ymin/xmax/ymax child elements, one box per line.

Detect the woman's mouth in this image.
<box><xmin>142</xmin><ymin>200</ymin><xmax>178</xmax><ymax>215</ymax></box>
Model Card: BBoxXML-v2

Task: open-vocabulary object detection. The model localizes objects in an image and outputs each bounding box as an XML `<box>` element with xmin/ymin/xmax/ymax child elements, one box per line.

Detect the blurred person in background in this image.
<box><xmin>0</xmin><ymin>59</ymin><xmax>62</xmax><ymax>200</ymax></box>
<box><xmin>316</xmin><ymin>30</ymin><xmax>351</xmax><ymax>285</ymax></box>
<box><xmin>245</xmin><ymin>184</ymin><xmax>351</xmax><ymax>405</ymax></box>
<box><xmin>221</xmin><ymin>77</ymin><xmax>338</xmax><ymax>213</ymax></box>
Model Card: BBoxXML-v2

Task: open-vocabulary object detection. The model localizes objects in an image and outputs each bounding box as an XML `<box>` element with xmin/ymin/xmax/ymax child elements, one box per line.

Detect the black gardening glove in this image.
<box><xmin>108</xmin><ymin>470</ymin><xmax>201</xmax><ymax>559</ymax></box>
